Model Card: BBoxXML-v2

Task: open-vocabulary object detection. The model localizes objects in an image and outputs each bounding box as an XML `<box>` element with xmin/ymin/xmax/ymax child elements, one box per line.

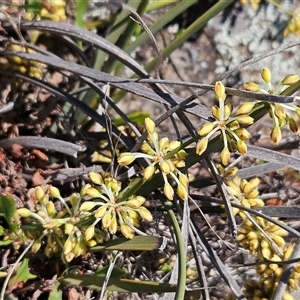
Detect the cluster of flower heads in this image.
<box><xmin>221</xmin><ymin>169</ymin><xmax>298</xmax><ymax>299</ymax></box>
<box><xmin>243</xmin><ymin>67</ymin><xmax>300</xmax><ymax>145</ymax></box>
<box><xmin>196</xmin><ymin>81</ymin><xmax>253</xmax><ymax>165</ymax></box>
<box><xmin>16</xmin><ymin>172</ymin><xmax>152</xmax><ymax>262</ymax></box>
<box><xmin>24</xmin><ymin>0</ymin><xmax>66</xmax><ymax>22</ymax></box>
<box><xmin>222</xmin><ymin>171</ymin><xmax>264</xmax><ymax>219</ymax></box>
<box><xmin>118</xmin><ymin>118</ymin><xmax>189</xmax><ymax>201</ymax></box>
<box><xmin>6</xmin><ymin>43</ymin><xmax>46</xmax><ymax>80</ymax></box>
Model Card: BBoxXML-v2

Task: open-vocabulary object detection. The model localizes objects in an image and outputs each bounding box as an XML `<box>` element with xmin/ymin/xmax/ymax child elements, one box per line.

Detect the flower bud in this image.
<box><xmin>49</xmin><ymin>186</ymin><xmax>61</xmax><ymax>199</ymax></box>
<box><xmin>35</xmin><ymin>186</ymin><xmax>45</xmax><ymax>201</ymax></box>
<box><xmin>177</xmin><ymin>149</ymin><xmax>187</xmax><ymax>160</ymax></box>
<box><xmin>138</xmin><ymin>207</ymin><xmax>153</xmax><ymax>221</ymax></box>
<box><xmin>196</xmin><ymin>137</ymin><xmax>208</xmax><ymax>156</ymax></box>
<box><xmin>89</xmin><ymin>172</ymin><xmax>103</xmax><ymax>185</ymax></box>
<box><xmin>270</xmin><ymin>233</ymin><xmax>285</xmax><ymax>247</ymax></box>
<box><xmin>236</xmin><ymin>102</ymin><xmax>255</xmax><ymax>115</ymax></box>
<box><xmin>109</xmin><ymin>216</ymin><xmax>118</xmax><ymax>234</ymax></box>
<box><xmin>224</xmin><ymin>103</ymin><xmax>233</xmax><ymax>119</ymax></box>
<box><xmin>31</xmin><ymin>239</ymin><xmax>42</xmax><ymax>253</ymax></box>
<box><xmin>63</xmin><ymin>238</ymin><xmax>73</xmax><ymax>255</ymax></box>
<box><xmin>79</xmin><ymin>201</ymin><xmax>96</xmax><ymax>212</ymax></box>
<box><xmin>84</xmin><ymin>225</ymin><xmax>95</xmax><ymax>241</ymax></box>
<box><xmin>141</xmin><ymin>142</ymin><xmax>155</xmax><ymax>155</ymax></box>
<box><xmin>261</xmin><ymin>247</ymin><xmax>272</xmax><ymax>259</ymax></box>
<box><xmin>164</xmin><ymin>183</ymin><xmax>174</xmax><ymax>201</ymax></box>
<box><xmin>120</xmin><ymin>223</ymin><xmax>135</xmax><ymax>239</ymax></box>
<box><xmin>289</xmin><ymin>116</ymin><xmax>299</xmax><ymax>133</ymax></box>
<box><xmin>43</xmin><ymin>219</ymin><xmax>63</xmax><ymax>229</ymax></box>
<box><xmin>220</xmin><ymin>147</ymin><xmax>230</xmax><ymax>165</ymax></box>
<box><xmin>80</xmin><ymin>184</ymin><xmax>91</xmax><ymax>197</ymax></box>
<box><xmin>168</xmin><ymin>140</ymin><xmax>181</xmax><ymax>151</ymax></box>
<box><xmin>211</xmin><ymin>106</ymin><xmax>220</xmax><ymax>119</ymax></box>
<box><xmin>17</xmin><ymin>208</ymin><xmax>32</xmax><ymax>218</ymax></box>
<box><xmin>126</xmin><ymin>199</ymin><xmax>142</xmax><ymax>209</ymax></box>
<box><xmin>237</xmin><ymin>140</ymin><xmax>247</xmax><ymax>155</ymax></box>
<box><xmin>86</xmin><ymin>188</ymin><xmax>102</xmax><ymax>198</ymax></box>
<box><xmin>95</xmin><ymin>205</ymin><xmax>107</xmax><ymax>219</ymax></box>
<box><xmin>261</xmin><ymin>67</ymin><xmax>272</xmax><ymax>83</ymax></box>
<box><xmin>234</xmin><ymin>128</ymin><xmax>251</xmax><ymax>141</ymax></box>
<box><xmin>159</xmin><ymin>160</ymin><xmax>170</xmax><ymax>174</ymax></box>
<box><xmin>198</xmin><ymin>122</ymin><xmax>215</xmax><ymax>136</ymax></box>
<box><xmin>179</xmin><ymin>173</ymin><xmax>189</xmax><ymax>188</ymax></box>
<box><xmin>270</xmin><ymin>126</ymin><xmax>282</xmax><ymax>145</ymax></box>
<box><xmin>64</xmin><ymin>222</ymin><xmax>74</xmax><ymax>235</ymax></box>
<box><xmin>144</xmin><ymin>164</ymin><xmax>155</xmax><ymax>180</ymax></box>
<box><xmin>46</xmin><ymin>201</ymin><xmax>56</xmax><ymax>217</ymax></box>
<box><xmin>101</xmin><ymin>212</ymin><xmax>112</xmax><ymax>229</ymax></box>
<box><xmin>159</xmin><ymin>137</ymin><xmax>169</xmax><ymax>150</ymax></box>
<box><xmin>177</xmin><ymin>184</ymin><xmax>188</xmax><ymax>201</ymax></box>
<box><xmin>214</xmin><ymin>81</ymin><xmax>226</xmax><ymax>100</ymax></box>
<box><xmin>118</xmin><ymin>153</ymin><xmax>136</xmax><ymax>165</ymax></box>
<box><xmin>243</xmin><ymin>82</ymin><xmax>261</xmax><ymax>92</ymax></box>
<box><xmin>281</xmin><ymin>74</ymin><xmax>299</xmax><ymax>85</ymax></box>
<box><xmin>235</xmin><ymin>115</ymin><xmax>254</xmax><ymax>125</ymax></box>
<box><xmin>274</xmin><ymin>104</ymin><xmax>286</xmax><ymax>119</ymax></box>
<box><xmin>145</xmin><ymin>118</ymin><xmax>155</xmax><ymax>134</ymax></box>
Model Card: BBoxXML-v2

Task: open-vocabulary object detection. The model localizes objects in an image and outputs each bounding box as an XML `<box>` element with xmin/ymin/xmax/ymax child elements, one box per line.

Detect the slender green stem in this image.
<box><xmin>162</xmin><ymin>200</ymin><xmax>186</xmax><ymax>300</ymax></box>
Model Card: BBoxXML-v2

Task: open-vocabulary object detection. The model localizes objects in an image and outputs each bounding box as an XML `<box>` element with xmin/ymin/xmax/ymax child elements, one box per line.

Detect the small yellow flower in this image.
<box><xmin>214</xmin><ymin>81</ymin><xmax>226</xmax><ymax>100</ymax></box>
<box><xmin>243</xmin><ymin>82</ymin><xmax>261</xmax><ymax>92</ymax></box>
<box><xmin>220</xmin><ymin>147</ymin><xmax>230</xmax><ymax>165</ymax></box>
<box><xmin>164</xmin><ymin>183</ymin><xmax>174</xmax><ymax>201</ymax></box>
<box><xmin>84</xmin><ymin>225</ymin><xmax>95</xmax><ymax>241</ymax></box>
<box><xmin>270</xmin><ymin>126</ymin><xmax>282</xmax><ymax>145</ymax></box>
<box><xmin>50</xmin><ymin>186</ymin><xmax>61</xmax><ymax>198</ymax></box>
<box><xmin>196</xmin><ymin>137</ymin><xmax>208</xmax><ymax>156</ymax></box>
<box><xmin>144</xmin><ymin>164</ymin><xmax>155</xmax><ymax>180</ymax></box>
<box><xmin>144</xmin><ymin>117</ymin><xmax>156</xmax><ymax>134</ymax></box>
<box><xmin>118</xmin><ymin>153</ymin><xmax>136</xmax><ymax>165</ymax></box>
<box><xmin>261</xmin><ymin>67</ymin><xmax>272</xmax><ymax>84</ymax></box>
<box><xmin>138</xmin><ymin>207</ymin><xmax>153</xmax><ymax>221</ymax></box>
<box><xmin>89</xmin><ymin>172</ymin><xmax>103</xmax><ymax>185</ymax></box>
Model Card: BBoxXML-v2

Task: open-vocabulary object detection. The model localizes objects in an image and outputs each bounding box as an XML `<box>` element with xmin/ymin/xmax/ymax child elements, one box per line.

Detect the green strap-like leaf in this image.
<box><xmin>91</xmin><ymin>235</ymin><xmax>162</xmax><ymax>252</ymax></box>
<box><xmin>60</xmin><ymin>275</ymin><xmax>176</xmax><ymax>293</ymax></box>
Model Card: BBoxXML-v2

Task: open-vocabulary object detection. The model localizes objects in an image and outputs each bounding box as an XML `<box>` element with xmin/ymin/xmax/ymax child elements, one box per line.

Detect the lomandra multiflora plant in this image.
<box><xmin>3</xmin><ymin>59</ymin><xmax>300</xmax><ymax>298</ymax></box>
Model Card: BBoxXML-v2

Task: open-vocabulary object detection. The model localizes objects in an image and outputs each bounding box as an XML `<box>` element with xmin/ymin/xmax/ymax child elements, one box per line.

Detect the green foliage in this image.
<box><xmin>8</xmin><ymin>258</ymin><xmax>36</xmax><ymax>292</ymax></box>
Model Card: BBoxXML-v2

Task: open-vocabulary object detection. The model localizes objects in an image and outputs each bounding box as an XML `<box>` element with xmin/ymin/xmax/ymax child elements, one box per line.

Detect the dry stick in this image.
<box><xmin>0</xmin><ymin>136</ymin><xmax>85</xmax><ymax>157</ymax></box>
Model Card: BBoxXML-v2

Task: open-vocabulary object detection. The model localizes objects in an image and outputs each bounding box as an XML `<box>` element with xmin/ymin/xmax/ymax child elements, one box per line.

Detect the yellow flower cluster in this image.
<box><xmin>17</xmin><ymin>185</ymin><xmax>103</xmax><ymax>263</ymax></box>
<box><xmin>243</xmin><ymin>67</ymin><xmax>300</xmax><ymax>145</ymax></box>
<box><xmin>197</xmin><ymin>81</ymin><xmax>253</xmax><ymax>165</ymax></box>
<box><xmin>6</xmin><ymin>43</ymin><xmax>46</xmax><ymax>79</ymax></box>
<box><xmin>80</xmin><ymin>172</ymin><xmax>153</xmax><ymax>239</ymax></box>
<box><xmin>222</xmin><ymin>170</ymin><xmax>299</xmax><ymax>299</ymax></box>
<box><xmin>16</xmin><ymin>172</ymin><xmax>152</xmax><ymax>262</ymax></box>
<box><xmin>118</xmin><ymin>118</ymin><xmax>189</xmax><ymax>201</ymax></box>
<box><xmin>225</xmin><ymin>176</ymin><xmax>264</xmax><ymax>219</ymax></box>
<box><xmin>25</xmin><ymin>0</ymin><xmax>66</xmax><ymax>22</ymax></box>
